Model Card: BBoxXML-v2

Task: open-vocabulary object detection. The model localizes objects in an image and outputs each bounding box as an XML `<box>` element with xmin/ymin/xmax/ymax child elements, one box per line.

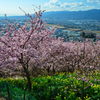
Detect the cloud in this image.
<box><xmin>78</xmin><ymin>2</ymin><xmax>85</xmax><ymax>6</ymax></box>
<box><xmin>43</xmin><ymin>0</ymin><xmax>85</xmax><ymax>9</ymax></box>
<box><xmin>42</xmin><ymin>0</ymin><xmax>95</xmax><ymax>11</ymax></box>
<box><xmin>43</xmin><ymin>0</ymin><xmax>60</xmax><ymax>8</ymax></box>
<box><xmin>60</xmin><ymin>2</ymin><xmax>85</xmax><ymax>9</ymax></box>
<box><xmin>87</xmin><ymin>0</ymin><xmax>100</xmax><ymax>3</ymax></box>
<box><xmin>49</xmin><ymin>0</ymin><xmax>58</xmax><ymax>4</ymax></box>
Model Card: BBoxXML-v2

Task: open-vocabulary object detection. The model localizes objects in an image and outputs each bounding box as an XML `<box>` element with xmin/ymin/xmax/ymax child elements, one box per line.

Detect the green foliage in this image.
<box><xmin>1</xmin><ymin>71</ymin><xmax>100</xmax><ymax>100</ymax></box>
<box><xmin>0</xmin><ymin>79</ymin><xmax>36</xmax><ymax>100</ymax></box>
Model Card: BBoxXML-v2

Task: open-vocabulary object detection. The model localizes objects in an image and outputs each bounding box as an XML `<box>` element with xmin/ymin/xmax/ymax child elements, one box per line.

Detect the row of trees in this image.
<box><xmin>0</xmin><ymin>8</ymin><xmax>100</xmax><ymax>91</ymax></box>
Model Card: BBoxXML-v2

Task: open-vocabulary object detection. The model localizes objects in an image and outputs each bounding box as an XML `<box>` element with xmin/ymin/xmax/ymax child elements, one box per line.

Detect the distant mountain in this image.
<box><xmin>0</xmin><ymin>9</ymin><xmax>100</xmax><ymax>20</ymax></box>
<box><xmin>42</xmin><ymin>9</ymin><xmax>100</xmax><ymax>20</ymax></box>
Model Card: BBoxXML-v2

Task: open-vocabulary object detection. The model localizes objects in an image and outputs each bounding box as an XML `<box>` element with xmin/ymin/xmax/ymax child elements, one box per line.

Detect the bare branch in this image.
<box><xmin>19</xmin><ymin>7</ymin><xmax>27</xmax><ymax>15</ymax></box>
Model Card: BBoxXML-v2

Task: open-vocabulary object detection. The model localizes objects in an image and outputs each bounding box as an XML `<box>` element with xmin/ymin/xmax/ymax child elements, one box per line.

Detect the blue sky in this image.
<box><xmin>0</xmin><ymin>0</ymin><xmax>100</xmax><ymax>16</ymax></box>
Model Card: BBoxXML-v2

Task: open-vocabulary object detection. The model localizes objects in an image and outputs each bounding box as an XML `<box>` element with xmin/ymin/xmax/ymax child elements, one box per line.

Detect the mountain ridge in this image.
<box><xmin>42</xmin><ymin>9</ymin><xmax>100</xmax><ymax>20</ymax></box>
<box><xmin>0</xmin><ymin>9</ymin><xmax>100</xmax><ymax>20</ymax></box>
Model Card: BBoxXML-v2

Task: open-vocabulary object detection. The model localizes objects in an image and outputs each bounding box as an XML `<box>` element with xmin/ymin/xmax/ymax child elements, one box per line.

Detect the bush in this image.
<box><xmin>1</xmin><ymin>71</ymin><xmax>100</xmax><ymax>100</ymax></box>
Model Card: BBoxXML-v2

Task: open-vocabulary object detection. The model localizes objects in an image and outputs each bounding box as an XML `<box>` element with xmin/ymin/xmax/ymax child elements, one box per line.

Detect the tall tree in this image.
<box><xmin>0</xmin><ymin>9</ymin><xmax>55</xmax><ymax>91</ymax></box>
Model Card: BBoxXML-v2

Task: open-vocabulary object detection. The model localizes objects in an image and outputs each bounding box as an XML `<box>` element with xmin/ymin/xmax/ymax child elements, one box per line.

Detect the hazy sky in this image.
<box><xmin>0</xmin><ymin>0</ymin><xmax>100</xmax><ymax>16</ymax></box>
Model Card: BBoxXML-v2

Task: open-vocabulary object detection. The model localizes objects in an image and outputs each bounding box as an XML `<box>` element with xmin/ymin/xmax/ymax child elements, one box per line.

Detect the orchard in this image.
<box><xmin>0</xmin><ymin>7</ymin><xmax>100</xmax><ymax>94</ymax></box>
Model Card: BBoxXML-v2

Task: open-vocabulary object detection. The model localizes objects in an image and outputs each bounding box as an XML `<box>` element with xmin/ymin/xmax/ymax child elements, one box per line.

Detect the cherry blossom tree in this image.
<box><xmin>0</xmin><ymin>8</ymin><xmax>55</xmax><ymax>90</ymax></box>
<box><xmin>0</xmin><ymin>6</ymin><xmax>100</xmax><ymax>93</ymax></box>
<box><xmin>41</xmin><ymin>38</ymin><xmax>100</xmax><ymax>75</ymax></box>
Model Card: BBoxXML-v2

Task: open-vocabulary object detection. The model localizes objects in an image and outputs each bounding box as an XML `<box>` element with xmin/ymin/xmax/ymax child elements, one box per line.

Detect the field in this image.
<box><xmin>79</xmin><ymin>30</ymin><xmax>100</xmax><ymax>34</ymax></box>
<box><xmin>65</xmin><ymin>28</ymin><xmax>81</xmax><ymax>31</ymax></box>
<box><xmin>47</xmin><ymin>24</ymin><xmax>65</xmax><ymax>28</ymax></box>
<box><xmin>47</xmin><ymin>24</ymin><xmax>100</xmax><ymax>34</ymax></box>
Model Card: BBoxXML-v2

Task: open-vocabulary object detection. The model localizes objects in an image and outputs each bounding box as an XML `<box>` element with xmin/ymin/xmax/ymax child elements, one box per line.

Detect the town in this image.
<box><xmin>0</xmin><ymin>17</ymin><xmax>100</xmax><ymax>42</ymax></box>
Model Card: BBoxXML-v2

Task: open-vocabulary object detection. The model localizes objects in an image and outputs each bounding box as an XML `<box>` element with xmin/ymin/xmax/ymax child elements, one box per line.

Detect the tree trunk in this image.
<box><xmin>19</xmin><ymin>53</ymin><xmax>31</xmax><ymax>91</ymax></box>
<box><xmin>53</xmin><ymin>66</ymin><xmax>55</xmax><ymax>73</ymax></box>
<box><xmin>23</xmin><ymin>66</ymin><xmax>31</xmax><ymax>91</ymax></box>
<box><xmin>47</xmin><ymin>67</ymin><xmax>50</xmax><ymax>74</ymax></box>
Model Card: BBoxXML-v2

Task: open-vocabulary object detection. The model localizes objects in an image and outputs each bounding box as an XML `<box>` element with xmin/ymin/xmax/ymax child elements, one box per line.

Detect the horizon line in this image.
<box><xmin>0</xmin><ymin>8</ymin><xmax>100</xmax><ymax>17</ymax></box>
